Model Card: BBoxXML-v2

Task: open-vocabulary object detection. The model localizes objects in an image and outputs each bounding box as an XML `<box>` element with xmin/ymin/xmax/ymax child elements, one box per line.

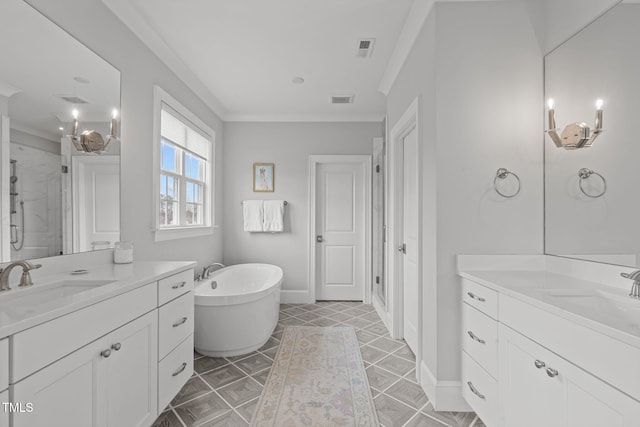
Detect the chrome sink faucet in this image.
<box><xmin>202</xmin><ymin>263</ymin><xmax>225</xmax><ymax>279</ymax></box>
<box><xmin>0</xmin><ymin>260</ymin><xmax>42</xmax><ymax>292</ymax></box>
<box><xmin>620</xmin><ymin>270</ymin><xmax>640</xmax><ymax>299</ymax></box>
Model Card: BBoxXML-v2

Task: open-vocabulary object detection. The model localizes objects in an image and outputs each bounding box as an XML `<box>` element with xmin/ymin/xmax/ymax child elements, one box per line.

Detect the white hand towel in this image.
<box><xmin>263</xmin><ymin>200</ymin><xmax>285</xmax><ymax>232</ymax></box>
<box><xmin>243</xmin><ymin>200</ymin><xmax>264</xmax><ymax>232</ymax></box>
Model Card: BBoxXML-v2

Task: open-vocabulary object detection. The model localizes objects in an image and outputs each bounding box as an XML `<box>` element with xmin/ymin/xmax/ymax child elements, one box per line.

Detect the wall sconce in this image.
<box><xmin>69</xmin><ymin>108</ymin><xmax>119</xmax><ymax>154</ymax></box>
<box><xmin>546</xmin><ymin>99</ymin><xmax>604</xmax><ymax>150</ymax></box>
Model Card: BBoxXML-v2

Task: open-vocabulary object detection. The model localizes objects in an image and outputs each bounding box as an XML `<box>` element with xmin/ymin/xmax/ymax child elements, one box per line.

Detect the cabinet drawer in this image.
<box><xmin>12</xmin><ymin>283</ymin><xmax>157</xmax><ymax>383</ymax></box>
<box><xmin>0</xmin><ymin>339</ymin><xmax>7</xmax><ymax>392</ymax></box>
<box><xmin>159</xmin><ymin>292</ymin><xmax>194</xmax><ymax>360</ymax></box>
<box><xmin>462</xmin><ymin>279</ymin><xmax>498</xmax><ymax>319</ymax></box>
<box><xmin>0</xmin><ymin>390</ymin><xmax>7</xmax><ymax>427</ymax></box>
<box><xmin>462</xmin><ymin>303</ymin><xmax>498</xmax><ymax>378</ymax></box>
<box><xmin>158</xmin><ymin>269</ymin><xmax>194</xmax><ymax>306</ymax></box>
<box><xmin>462</xmin><ymin>351</ymin><xmax>497</xmax><ymax>427</ymax></box>
<box><xmin>159</xmin><ymin>334</ymin><xmax>193</xmax><ymax>411</ymax></box>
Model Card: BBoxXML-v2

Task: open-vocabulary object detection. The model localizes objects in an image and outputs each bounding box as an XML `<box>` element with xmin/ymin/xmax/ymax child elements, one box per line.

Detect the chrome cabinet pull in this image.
<box><xmin>467</xmin><ymin>330</ymin><xmax>486</xmax><ymax>344</ymax></box>
<box><xmin>534</xmin><ymin>360</ymin><xmax>546</xmax><ymax>369</ymax></box>
<box><xmin>171</xmin><ymin>282</ymin><xmax>186</xmax><ymax>290</ymax></box>
<box><xmin>172</xmin><ymin>362</ymin><xmax>188</xmax><ymax>377</ymax></box>
<box><xmin>173</xmin><ymin>317</ymin><xmax>188</xmax><ymax>328</ymax></box>
<box><xmin>546</xmin><ymin>367</ymin><xmax>559</xmax><ymax>378</ymax></box>
<box><xmin>466</xmin><ymin>292</ymin><xmax>486</xmax><ymax>302</ymax></box>
<box><xmin>100</xmin><ymin>349</ymin><xmax>111</xmax><ymax>358</ymax></box>
<box><xmin>111</xmin><ymin>343</ymin><xmax>122</xmax><ymax>351</ymax></box>
<box><xmin>467</xmin><ymin>381</ymin><xmax>485</xmax><ymax>400</ymax></box>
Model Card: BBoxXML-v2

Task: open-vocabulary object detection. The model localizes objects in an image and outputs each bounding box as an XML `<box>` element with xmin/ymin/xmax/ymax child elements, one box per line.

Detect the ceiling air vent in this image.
<box><xmin>54</xmin><ymin>94</ymin><xmax>88</xmax><ymax>104</ymax></box>
<box><xmin>331</xmin><ymin>94</ymin><xmax>354</xmax><ymax>104</ymax></box>
<box><xmin>356</xmin><ymin>38</ymin><xmax>375</xmax><ymax>58</ymax></box>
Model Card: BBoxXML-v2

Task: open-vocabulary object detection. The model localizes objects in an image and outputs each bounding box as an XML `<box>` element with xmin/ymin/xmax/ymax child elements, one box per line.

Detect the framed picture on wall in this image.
<box><xmin>253</xmin><ymin>163</ymin><xmax>274</xmax><ymax>192</ymax></box>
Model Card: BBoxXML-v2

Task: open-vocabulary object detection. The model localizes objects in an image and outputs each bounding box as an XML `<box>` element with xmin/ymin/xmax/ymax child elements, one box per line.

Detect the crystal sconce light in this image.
<box><xmin>546</xmin><ymin>99</ymin><xmax>603</xmax><ymax>150</ymax></box>
<box><xmin>69</xmin><ymin>108</ymin><xmax>119</xmax><ymax>154</ymax></box>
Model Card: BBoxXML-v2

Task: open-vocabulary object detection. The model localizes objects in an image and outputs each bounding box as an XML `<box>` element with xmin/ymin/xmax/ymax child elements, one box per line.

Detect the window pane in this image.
<box><xmin>186</xmin><ymin>203</ymin><xmax>202</xmax><ymax>225</ymax></box>
<box><xmin>184</xmin><ymin>152</ymin><xmax>204</xmax><ymax>180</ymax></box>
<box><xmin>160</xmin><ymin>201</ymin><xmax>179</xmax><ymax>226</ymax></box>
<box><xmin>161</xmin><ymin>139</ymin><xmax>181</xmax><ymax>173</ymax></box>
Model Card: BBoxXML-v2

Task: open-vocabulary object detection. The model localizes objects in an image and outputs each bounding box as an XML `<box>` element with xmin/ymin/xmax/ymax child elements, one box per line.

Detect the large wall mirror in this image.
<box><xmin>0</xmin><ymin>0</ymin><xmax>120</xmax><ymax>262</ymax></box>
<box><xmin>544</xmin><ymin>0</ymin><xmax>639</xmax><ymax>266</ymax></box>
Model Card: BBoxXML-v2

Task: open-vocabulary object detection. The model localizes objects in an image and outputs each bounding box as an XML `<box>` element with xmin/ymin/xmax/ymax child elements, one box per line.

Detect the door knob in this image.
<box><xmin>398</xmin><ymin>243</ymin><xmax>406</xmax><ymax>254</ymax></box>
<box><xmin>316</xmin><ymin>235</ymin><xmax>323</xmax><ymax>243</ymax></box>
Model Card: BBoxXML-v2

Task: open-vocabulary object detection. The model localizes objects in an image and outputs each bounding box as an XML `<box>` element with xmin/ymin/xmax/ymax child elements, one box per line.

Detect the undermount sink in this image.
<box><xmin>0</xmin><ymin>279</ymin><xmax>114</xmax><ymax>311</ymax></box>
<box><xmin>537</xmin><ymin>288</ymin><xmax>640</xmax><ymax>328</ymax></box>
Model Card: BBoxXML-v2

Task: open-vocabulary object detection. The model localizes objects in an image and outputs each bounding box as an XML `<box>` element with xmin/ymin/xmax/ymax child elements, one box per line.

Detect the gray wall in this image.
<box><xmin>26</xmin><ymin>0</ymin><xmax>224</xmax><ymax>268</ymax></box>
<box><xmin>523</xmin><ymin>0</ymin><xmax>620</xmax><ymax>53</ymax></box>
<box><xmin>223</xmin><ymin>122</ymin><xmax>382</xmax><ymax>298</ymax></box>
<box><xmin>386</xmin><ymin>0</ymin><xmax>543</xmax><ymax>405</ymax></box>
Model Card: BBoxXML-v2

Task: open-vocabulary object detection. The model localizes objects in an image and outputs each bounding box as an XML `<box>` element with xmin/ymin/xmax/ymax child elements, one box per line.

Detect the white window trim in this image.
<box><xmin>153</xmin><ymin>85</ymin><xmax>215</xmax><ymax>242</ymax></box>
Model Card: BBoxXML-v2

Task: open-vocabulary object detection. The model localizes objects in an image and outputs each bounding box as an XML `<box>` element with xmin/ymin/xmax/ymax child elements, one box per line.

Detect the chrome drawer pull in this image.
<box><xmin>546</xmin><ymin>367</ymin><xmax>559</xmax><ymax>378</ymax></box>
<box><xmin>466</xmin><ymin>292</ymin><xmax>486</xmax><ymax>302</ymax></box>
<box><xmin>171</xmin><ymin>281</ymin><xmax>187</xmax><ymax>290</ymax></box>
<box><xmin>111</xmin><ymin>343</ymin><xmax>122</xmax><ymax>351</ymax></box>
<box><xmin>173</xmin><ymin>317</ymin><xmax>188</xmax><ymax>328</ymax></box>
<box><xmin>467</xmin><ymin>381</ymin><xmax>485</xmax><ymax>400</ymax></box>
<box><xmin>100</xmin><ymin>349</ymin><xmax>111</xmax><ymax>358</ymax></box>
<box><xmin>467</xmin><ymin>330</ymin><xmax>486</xmax><ymax>344</ymax></box>
<box><xmin>534</xmin><ymin>360</ymin><xmax>546</xmax><ymax>369</ymax></box>
<box><xmin>172</xmin><ymin>362</ymin><xmax>188</xmax><ymax>377</ymax></box>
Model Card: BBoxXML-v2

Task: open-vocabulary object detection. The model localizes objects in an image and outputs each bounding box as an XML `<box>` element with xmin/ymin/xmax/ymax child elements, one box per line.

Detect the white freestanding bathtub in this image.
<box><xmin>194</xmin><ymin>263</ymin><xmax>283</xmax><ymax>357</ymax></box>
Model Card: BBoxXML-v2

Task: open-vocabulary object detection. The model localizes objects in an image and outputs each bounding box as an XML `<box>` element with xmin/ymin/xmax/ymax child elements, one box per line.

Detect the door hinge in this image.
<box><xmin>376</xmin><ymin>164</ymin><xmax>381</xmax><ymax>173</ymax></box>
<box><xmin>376</xmin><ymin>276</ymin><xmax>380</xmax><ymax>284</ymax></box>
<box><xmin>61</xmin><ymin>165</ymin><xmax>68</xmax><ymax>174</ymax></box>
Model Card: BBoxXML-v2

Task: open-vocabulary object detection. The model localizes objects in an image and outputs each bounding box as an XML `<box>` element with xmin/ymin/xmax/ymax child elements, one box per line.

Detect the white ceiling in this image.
<box><xmin>0</xmin><ymin>0</ymin><xmax>120</xmax><ymax>141</ymax></box>
<box><xmin>103</xmin><ymin>0</ymin><xmax>417</xmax><ymax>122</ymax></box>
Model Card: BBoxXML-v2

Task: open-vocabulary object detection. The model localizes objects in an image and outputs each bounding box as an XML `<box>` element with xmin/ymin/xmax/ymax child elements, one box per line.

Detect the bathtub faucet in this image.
<box><xmin>202</xmin><ymin>263</ymin><xmax>226</xmax><ymax>279</ymax></box>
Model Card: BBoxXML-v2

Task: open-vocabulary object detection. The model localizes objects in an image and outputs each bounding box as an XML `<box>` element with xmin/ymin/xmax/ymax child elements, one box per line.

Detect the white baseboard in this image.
<box><xmin>280</xmin><ymin>290</ymin><xmax>311</xmax><ymax>304</ymax></box>
<box><xmin>372</xmin><ymin>295</ymin><xmax>392</xmax><ymax>334</ymax></box>
<box><xmin>420</xmin><ymin>361</ymin><xmax>472</xmax><ymax>412</ymax></box>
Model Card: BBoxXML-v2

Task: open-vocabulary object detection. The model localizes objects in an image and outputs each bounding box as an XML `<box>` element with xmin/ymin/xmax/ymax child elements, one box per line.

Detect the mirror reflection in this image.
<box><xmin>0</xmin><ymin>0</ymin><xmax>121</xmax><ymax>261</ymax></box>
<box><xmin>545</xmin><ymin>0</ymin><xmax>638</xmax><ymax>266</ymax></box>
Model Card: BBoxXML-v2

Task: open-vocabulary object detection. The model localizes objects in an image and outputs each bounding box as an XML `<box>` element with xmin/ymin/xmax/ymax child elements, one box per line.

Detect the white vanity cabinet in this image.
<box><xmin>500</xmin><ymin>325</ymin><xmax>640</xmax><ymax>427</ymax></box>
<box><xmin>460</xmin><ymin>276</ymin><xmax>640</xmax><ymax>427</ymax></box>
<box><xmin>0</xmin><ymin>264</ymin><xmax>196</xmax><ymax>427</ymax></box>
<box><xmin>156</xmin><ymin>270</ymin><xmax>195</xmax><ymax>411</ymax></box>
<box><xmin>461</xmin><ymin>279</ymin><xmax>499</xmax><ymax>426</ymax></box>
<box><xmin>12</xmin><ymin>310</ymin><xmax>158</xmax><ymax>427</ymax></box>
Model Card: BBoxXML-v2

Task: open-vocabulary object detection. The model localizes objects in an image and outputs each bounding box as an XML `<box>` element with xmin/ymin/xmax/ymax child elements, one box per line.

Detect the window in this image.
<box><xmin>154</xmin><ymin>86</ymin><xmax>215</xmax><ymax>241</ymax></box>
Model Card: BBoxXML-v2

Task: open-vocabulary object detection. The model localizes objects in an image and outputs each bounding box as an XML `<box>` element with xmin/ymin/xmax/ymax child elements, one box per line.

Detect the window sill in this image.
<box><xmin>154</xmin><ymin>225</ymin><xmax>215</xmax><ymax>242</ymax></box>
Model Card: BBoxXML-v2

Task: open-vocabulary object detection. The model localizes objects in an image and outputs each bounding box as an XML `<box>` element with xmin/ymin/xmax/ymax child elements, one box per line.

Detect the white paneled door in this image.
<box><xmin>402</xmin><ymin>126</ymin><xmax>419</xmax><ymax>354</ymax></box>
<box><xmin>73</xmin><ymin>156</ymin><xmax>120</xmax><ymax>252</ymax></box>
<box><xmin>314</xmin><ymin>157</ymin><xmax>369</xmax><ymax>301</ymax></box>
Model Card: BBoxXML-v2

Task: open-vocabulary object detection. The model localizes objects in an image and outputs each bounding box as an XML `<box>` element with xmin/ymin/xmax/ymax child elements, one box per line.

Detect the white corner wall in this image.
<box><xmin>223</xmin><ymin>122</ymin><xmax>381</xmax><ymax>302</ymax></box>
<box><xmin>386</xmin><ymin>1</ymin><xmax>543</xmax><ymax>410</ymax></box>
<box><xmin>25</xmin><ymin>0</ymin><xmax>224</xmax><ymax>267</ymax></box>
<box><xmin>523</xmin><ymin>0</ymin><xmax>620</xmax><ymax>54</ymax></box>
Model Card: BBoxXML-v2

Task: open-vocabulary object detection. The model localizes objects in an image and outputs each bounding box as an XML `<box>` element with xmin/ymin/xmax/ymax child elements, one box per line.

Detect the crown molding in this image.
<box><xmin>100</xmin><ymin>0</ymin><xmax>227</xmax><ymax>120</ymax></box>
<box><xmin>378</xmin><ymin>0</ymin><xmax>435</xmax><ymax>96</ymax></box>
<box><xmin>224</xmin><ymin>112</ymin><xmax>385</xmax><ymax>123</ymax></box>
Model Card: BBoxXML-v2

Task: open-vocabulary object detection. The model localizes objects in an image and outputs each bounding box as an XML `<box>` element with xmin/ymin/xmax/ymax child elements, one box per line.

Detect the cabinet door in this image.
<box><xmin>12</xmin><ymin>335</ymin><xmax>102</xmax><ymax>427</ymax></box>
<box><xmin>500</xmin><ymin>325</ymin><xmax>640</xmax><ymax>427</ymax></box>
<box><xmin>499</xmin><ymin>325</ymin><xmax>563</xmax><ymax>427</ymax></box>
<box><xmin>99</xmin><ymin>311</ymin><xmax>158</xmax><ymax>427</ymax></box>
<box><xmin>0</xmin><ymin>390</ymin><xmax>8</xmax><ymax>427</ymax></box>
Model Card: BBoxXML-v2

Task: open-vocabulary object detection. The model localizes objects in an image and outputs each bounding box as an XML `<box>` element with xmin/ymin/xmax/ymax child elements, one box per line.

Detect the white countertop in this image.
<box><xmin>0</xmin><ymin>260</ymin><xmax>196</xmax><ymax>339</ymax></box>
<box><xmin>459</xmin><ymin>269</ymin><xmax>640</xmax><ymax>349</ymax></box>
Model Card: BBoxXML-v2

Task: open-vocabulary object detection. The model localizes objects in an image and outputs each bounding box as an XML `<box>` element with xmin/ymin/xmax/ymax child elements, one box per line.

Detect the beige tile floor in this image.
<box><xmin>152</xmin><ymin>302</ymin><xmax>485</xmax><ymax>427</ymax></box>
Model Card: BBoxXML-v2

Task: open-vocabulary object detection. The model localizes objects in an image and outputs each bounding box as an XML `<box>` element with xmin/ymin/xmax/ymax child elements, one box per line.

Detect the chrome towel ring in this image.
<box><xmin>578</xmin><ymin>168</ymin><xmax>606</xmax><ymax>198</ymax></box>
<box><xmin>494</xmin><ymin>168</ymin><xmax>520</xmax><ymax>198</ymax></box>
